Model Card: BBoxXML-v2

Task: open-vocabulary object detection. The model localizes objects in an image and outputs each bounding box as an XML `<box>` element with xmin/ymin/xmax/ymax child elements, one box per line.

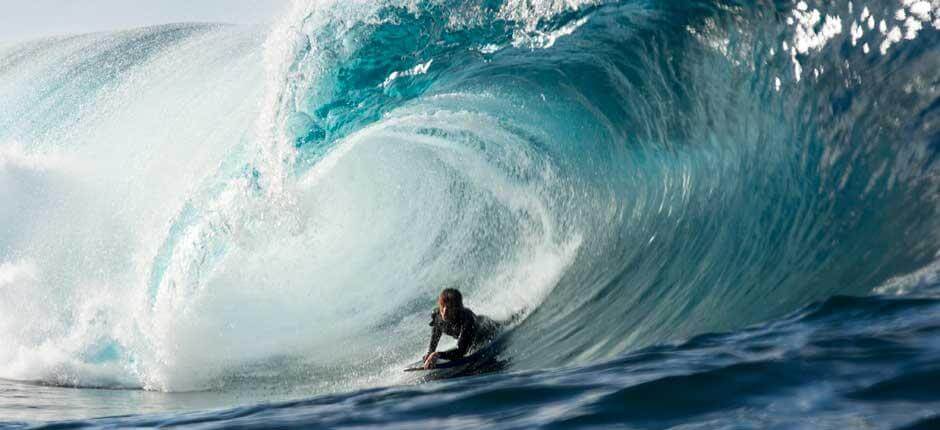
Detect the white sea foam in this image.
<box><xmin>0</xmin><ymin>25</ymin><xmax>269</xmax><ymax>391</ymax></box>
<box><xmin>381</xmin><ymin>59</ymin><xmax>434</xmax><ymax>88</ymax></box>
<box><xmin>1</xmin><ymin>0</ymin><xmax>601</xmax><ymax>392</ymax></box>
<box><xmin>779</xmin><ymin>0</ymin><xmax>936</xmax><ymax>82</ymax></box>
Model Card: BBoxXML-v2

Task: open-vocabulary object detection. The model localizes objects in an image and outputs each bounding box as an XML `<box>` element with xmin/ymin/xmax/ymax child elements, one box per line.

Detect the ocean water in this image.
<box><xmin>0</xmin><ymin>0</ymin><xmax>938</xmax><ymax>428</ymax></box>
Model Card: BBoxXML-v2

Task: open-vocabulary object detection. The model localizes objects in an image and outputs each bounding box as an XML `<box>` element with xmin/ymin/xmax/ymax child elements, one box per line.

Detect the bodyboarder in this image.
<box><xmin>422</xmin><ymin>288</ymin><xmax>500</xmax><ymax>369</ymax></box>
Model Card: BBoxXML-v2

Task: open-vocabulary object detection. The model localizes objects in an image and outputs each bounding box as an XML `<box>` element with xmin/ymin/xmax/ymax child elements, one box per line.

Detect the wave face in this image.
<box><xmin>0</xmin><ymin>0</ymin><xmax>939</xmax><ymax>409</ymax></box>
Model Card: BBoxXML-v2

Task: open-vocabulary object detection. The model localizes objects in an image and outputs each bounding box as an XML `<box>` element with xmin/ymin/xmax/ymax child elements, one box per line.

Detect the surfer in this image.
<box><xmin>423</xmin><ymin>288</ymin><xmax>499</xmax><ymax>369</ymax></box>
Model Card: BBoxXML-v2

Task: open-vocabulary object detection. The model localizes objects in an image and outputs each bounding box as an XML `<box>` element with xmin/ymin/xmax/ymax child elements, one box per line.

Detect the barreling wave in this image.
<box><xmin>0</xmin><ymin>0</ymin><xmax>937</xmax><ymax>397</ymax></box>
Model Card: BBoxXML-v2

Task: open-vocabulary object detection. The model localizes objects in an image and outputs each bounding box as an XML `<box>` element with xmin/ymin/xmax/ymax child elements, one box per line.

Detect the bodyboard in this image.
<box><xmin>403</xmin><ymin>339</ymin><xmax>501</xmax><ymax>373</ymax></box>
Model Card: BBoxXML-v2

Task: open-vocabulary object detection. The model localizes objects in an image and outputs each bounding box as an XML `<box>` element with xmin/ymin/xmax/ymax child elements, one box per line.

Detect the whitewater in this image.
<box><xmin>1</xmin><ymin>0</ymin><xmax>939</xmax><ymax>428</ymax></box>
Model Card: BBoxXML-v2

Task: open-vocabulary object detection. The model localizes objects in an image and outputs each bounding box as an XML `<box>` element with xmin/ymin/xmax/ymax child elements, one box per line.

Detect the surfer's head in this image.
<box><xmin>438</xmin><ymin>288</ymin><xmax>463</xmax><ymax>321</ymax></box>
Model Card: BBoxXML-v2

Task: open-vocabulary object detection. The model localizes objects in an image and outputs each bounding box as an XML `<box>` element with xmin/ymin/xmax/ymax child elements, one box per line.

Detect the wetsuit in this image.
<box><xmin>427</xmin><ymin>307</ymin><xmax>499</xmax><ymax>361</ymax></box>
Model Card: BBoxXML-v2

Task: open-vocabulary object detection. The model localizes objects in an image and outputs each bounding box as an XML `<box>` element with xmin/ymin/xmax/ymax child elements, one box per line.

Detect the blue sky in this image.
<box><xmin>0</xmin><ymin>0</ymin><xmax>291</xmax><ymax>42</ymax></box>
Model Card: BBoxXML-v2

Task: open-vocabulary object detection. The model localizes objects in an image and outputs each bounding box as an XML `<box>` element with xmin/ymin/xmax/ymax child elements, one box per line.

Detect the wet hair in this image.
<box><xmin>438</xmin><ymin>288</ymin><xmax>463</xmax><ymax>309</ymax></box>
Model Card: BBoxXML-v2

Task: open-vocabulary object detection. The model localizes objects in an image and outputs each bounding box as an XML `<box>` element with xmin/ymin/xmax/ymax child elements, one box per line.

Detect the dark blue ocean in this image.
<box><xmin>1</xmin><ymin>0</ymin><xmax>939</xmax><ymax>428</ymax></box>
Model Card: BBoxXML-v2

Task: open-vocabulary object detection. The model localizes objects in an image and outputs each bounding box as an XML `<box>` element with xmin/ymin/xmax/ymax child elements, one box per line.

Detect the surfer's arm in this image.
<box><xmin>437</xmin><ymin>322</ymin><xmax>475</xmax><ymax>360</ymax></box>
<box><xmin>427</xmin><ymin>322</ymin><xmax>442</xmax><ymax>354</ymax></box>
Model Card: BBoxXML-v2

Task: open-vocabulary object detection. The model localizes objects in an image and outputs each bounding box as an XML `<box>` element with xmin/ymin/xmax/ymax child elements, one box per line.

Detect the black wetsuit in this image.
<box><xmin>427</xmin><ymin>307</ymin><xmax>499</xmax><ymax>361</ymax></box>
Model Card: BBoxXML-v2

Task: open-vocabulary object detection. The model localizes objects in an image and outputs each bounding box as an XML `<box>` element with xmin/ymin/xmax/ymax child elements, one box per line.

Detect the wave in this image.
<box><xmin>0</xmin><ymin>0</ymin><xmax>937</xmax><ymax>396</ymax></box>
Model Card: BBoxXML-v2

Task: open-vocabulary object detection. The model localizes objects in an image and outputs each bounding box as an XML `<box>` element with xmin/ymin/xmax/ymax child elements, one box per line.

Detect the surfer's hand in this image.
<box><xmin>423</xmin><ymin>352</ymin><xmax>439</xmax><ymax>369</ymax></box>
